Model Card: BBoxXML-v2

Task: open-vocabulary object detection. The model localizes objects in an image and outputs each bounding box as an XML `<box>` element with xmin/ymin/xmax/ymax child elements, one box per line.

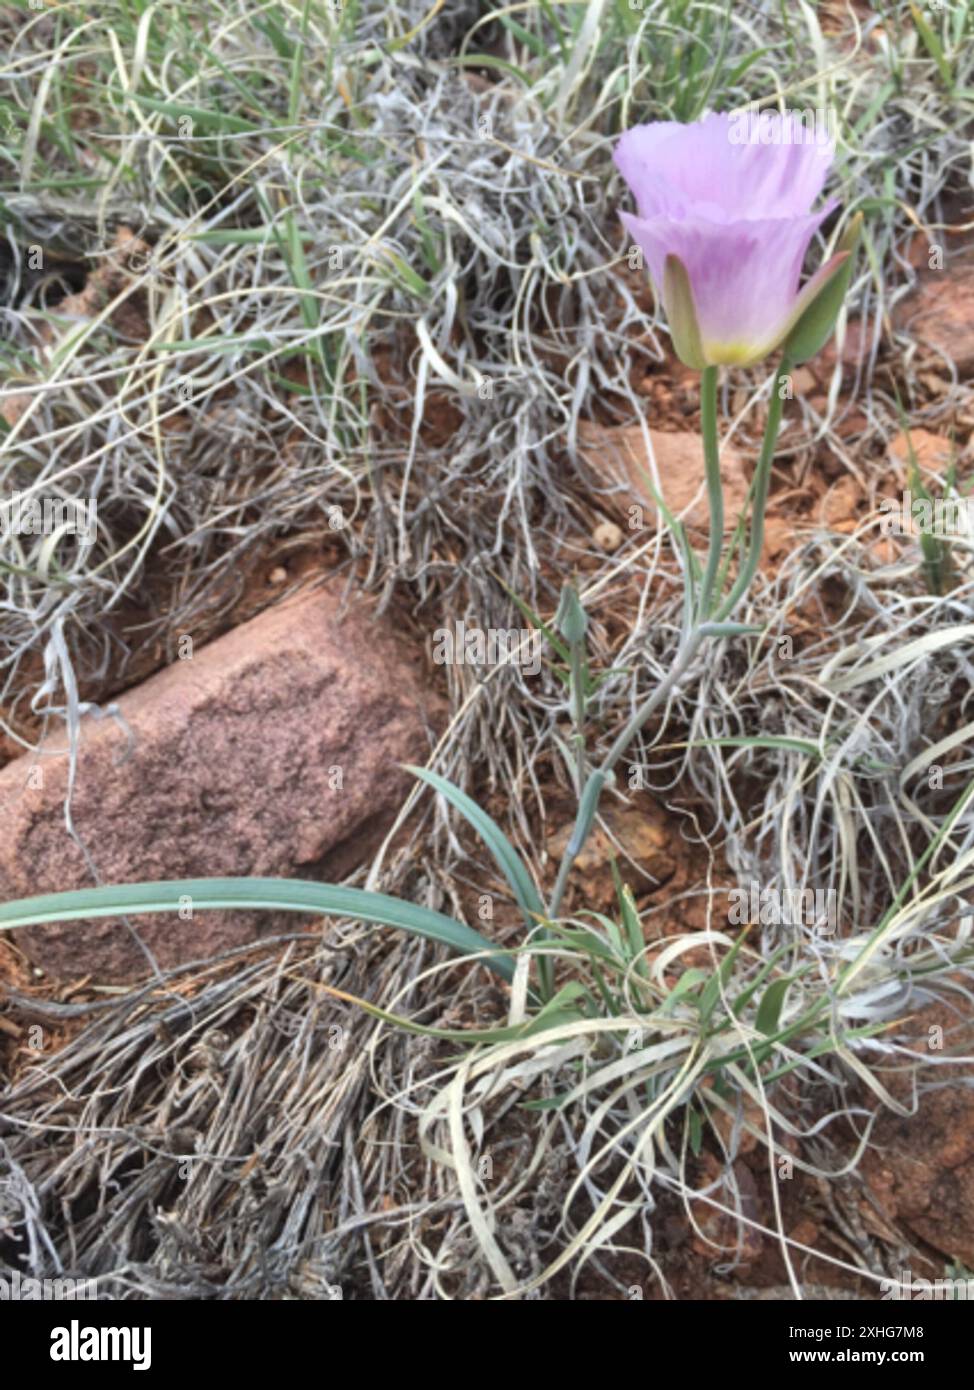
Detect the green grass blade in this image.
<box><xmin>910</xmin><ymin>1</ymin><xmax>953</xmax><ymax>89</ymax></box>
<box><xmin>0</xmin><ymin>877</ymin><xmax>514</xmax><ymax>981</ymax></box>
<box><xmin>755</xmin><ymin>975</ymin><xmax>794</xmax><ymax>1036</ymax></box>
<box><xmin>407</xmin><ymin>765</ymin><xmax>544</xmax><ymax>929</ymax></box>
<box><xmin>698</xmin><ymin>925</ymin><xmax>752</xmax><ymax>1023</ymax></box>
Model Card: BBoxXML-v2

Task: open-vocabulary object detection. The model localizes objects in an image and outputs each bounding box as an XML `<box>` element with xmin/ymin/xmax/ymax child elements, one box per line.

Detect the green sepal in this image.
<box><xmin>662</xmin><ymin>253</ymin><xmax>708</xmax><ymax>370</ymax></box>
<box><xmin>783</xmin><ymin>213</ymin><xmax>863</xmax><ymax>364</ymax></box>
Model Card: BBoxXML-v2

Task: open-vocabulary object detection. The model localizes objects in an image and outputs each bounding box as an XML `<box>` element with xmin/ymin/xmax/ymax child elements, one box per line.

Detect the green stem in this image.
<box><xmin>546</xmin><ymin>356</ymin><xmax>795</xmax><ymax>935</ymax></box>
<box><xmin>714</xmin><ymin>355</ymin><xmax>793</xmax><ymax>622</ymax></box>
<box><xmin>569</xmin><ymin>636</ymin><xmax>587</xmax><ymax>792</ymax></box>
<box><xmin>698</xmin><ymin>364</ymin><xmax>723</xmax><ymax>620</ymax></box>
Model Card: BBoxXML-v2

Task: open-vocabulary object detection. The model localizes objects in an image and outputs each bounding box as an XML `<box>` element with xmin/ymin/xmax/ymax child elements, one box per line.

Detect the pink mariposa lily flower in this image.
<box><xmin>615</xmin><ymin>111</ymin><xmax>853</xmax><ymax>368</ymax></box>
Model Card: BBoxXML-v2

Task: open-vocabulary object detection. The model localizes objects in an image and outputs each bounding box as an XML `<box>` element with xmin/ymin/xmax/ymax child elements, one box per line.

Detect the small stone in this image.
<box><xmin>889</xmin><ymin>429</ymin><xmax>954</xmax><ymax>476</ymax></box>
<box><xmin>790</xmin><ymin>366</ymin><xmax>816</xmax><ymax>395</ymax></box>
<box><xmin>709</xmin><ymin>1097</ymin><xmax>765</xmax><ymax>1156</ymax></box>
<box><xmin>762</xmin><ymin>515</ymin><xmax>795</xmax><ymax>561</ymax></box>
<box><xmin>592</xmin><ymin>519</ymin><xmax>624</xmax><ymax>551</ymax></box>
<box><xmin>870</xmin><ymin>535</ymin><xmax>901</xmax><ymax>566</ymax></box>
<box><xmin>690</xmin><ymin>1152</ymin><xmax>764</xmax><ymax>1265</ymax></box>
<box><xmin>268</xmin><ymin>566</ymin><xmax>288</xmax><ymax>584</ymax></box>
<box><xmin>919</xmin><ymin>372</ymin><xmax>949</xmax><ymax>397</ymax></box>
<box><xmin>833</xmin><ymin>409</ymin><xmax>868</xmax><ymax>439</ymax></box>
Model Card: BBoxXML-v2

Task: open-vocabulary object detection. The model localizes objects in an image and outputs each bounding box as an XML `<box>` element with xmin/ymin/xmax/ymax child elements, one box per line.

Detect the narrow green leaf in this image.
<box><xmin>566</xmin><ymin>770</ymin><xmax>608</xmax><ymax>858</ymax></box>
<box><xmin>585</xmin><ymin>909</ymin><xmax>625</xmax><ymax>959</ymax></box>
<box><xmin>529</xmin><ymin>980</ymin><xmax>588</xmax><ymax>1029</ymax></box>
<box><xmin>189</xmin><ymin>228</ymin><xmax>276</xmax><ymax>245</ymax></box>
<box><xmin>558</xmin><ymin>926</ymin><xmax>621</xmax><ymax>966</ymax></box>
<box><xmin>407</xmin><ymin>765</ymin><xmax>544</xmax><ymax>931</ymax></box>
<box><xmin>493</xmin><ymin>576</ymin><xmax>569</xmax><ymax>664</ymax></box>
<box><xmin>497</xmin><ymin>13</ymin><xmax>546</xmax><ymax>57</ymax></box>
<box><xmin>661</xmin><ymin>967</ymin><xmax>709</xmax><ymax>1010</ymax></box>
<box><xmin>755</xmin><ymin>976</ymin><xmax>793</xmax><ymax>1036</ymax></box>
<box><xmin>688</xmin><ymin>1106</ymin><xmax>704</xmax><ymax>1157</ymax></box>
<box><xmin>127</xmin><ymin>93</ymin><xmax>260</xmax><ymax>133</ymax></box>
<box><xmin>0</xmin><ymin>877</ymin><xmax>514</xmax><ymax>981</ymax></box>
<box><xmin>730</xmin><ymin>944</ymin><xmax>795</xmax><ymax>1018</ymax></box>
<box><xmin>698</xmin><ymin>925</ymin><xmax>752</xmax><ymax>1023</ymax></box>
<box><xmin>699</xmin><ymin>621</ymin><xmax>763</xmax><ymax>638</ymax></box>
<box><xmin>762</xmin><ymin>1020</ymin><xmax>891</xmax><ymax>1084</ymax></box>
<box><xmin>687</xmin><ymin>735</ymin><xmax>821</xmax><ymax>759</ymax></box>
<box><xmin>910</xmin><ymin>1</ymin><xmax>953</xmax><ymax>88</ymax></box>
<box><xmin>253</xmin><ymin>12</ymin><xmax>296</xmax><ymax>59</ymax></box>
<box><xmin>618</xmin><ymin>879</ymin><xmax>643</xmax><ymax>959</ymax></box>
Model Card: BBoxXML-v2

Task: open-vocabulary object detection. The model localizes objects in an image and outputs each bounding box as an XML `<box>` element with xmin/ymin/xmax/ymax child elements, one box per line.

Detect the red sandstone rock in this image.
<box><xmin>578</xmin><ymin>422</ymin><xmax>750</xmax><ymax>532</ymax></box>
<box><xmin>0</xmin><ymin>585</ymin><xmax>443</xmax><ymax>982</ymax></box>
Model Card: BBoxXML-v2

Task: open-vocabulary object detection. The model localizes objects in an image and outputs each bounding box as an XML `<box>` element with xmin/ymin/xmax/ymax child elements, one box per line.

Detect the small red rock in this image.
<box><xmin>578</xmin><ymin>421</ymin><xmax>750</xmax><ymax>533</ymax></box>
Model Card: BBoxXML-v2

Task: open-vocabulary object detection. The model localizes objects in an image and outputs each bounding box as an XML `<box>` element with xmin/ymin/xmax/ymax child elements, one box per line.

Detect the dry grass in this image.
<box><xmin>2</xmin><ymin>0</ymin><xmax>974</xmax><ymax>1299</ymax></box>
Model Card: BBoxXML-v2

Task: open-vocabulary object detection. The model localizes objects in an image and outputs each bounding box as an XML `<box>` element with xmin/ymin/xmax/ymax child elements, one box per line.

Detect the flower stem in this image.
<box><xmin>697</xmin><ymin>364</ymin><xmax>722</xmax><ymax>620</ymax></box>
<box><xmin>714</xmin><ymin>354</ymin><xmax>793</xmax><ymax>622</ymax></box>
<box><xmin>569</xmin><ymin>634</ymin><xmax>587</xmax><ymax>792</ymax></box>
<box><xmin>545</xmin><ymin>356</ymin><xmax>794</xmax><ymax>938</ymax></box>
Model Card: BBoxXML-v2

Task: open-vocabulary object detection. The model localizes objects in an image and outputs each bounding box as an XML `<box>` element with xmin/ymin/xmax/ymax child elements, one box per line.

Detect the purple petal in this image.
<box><xmin>614</xmin><ymin>111</ymin><xmax>834</xmax><ymax>224</ymax></box>
<box><xmin>622</xmin><ymin>201</ymin><xmax>838</xmax><ymax>363</ymax></box>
